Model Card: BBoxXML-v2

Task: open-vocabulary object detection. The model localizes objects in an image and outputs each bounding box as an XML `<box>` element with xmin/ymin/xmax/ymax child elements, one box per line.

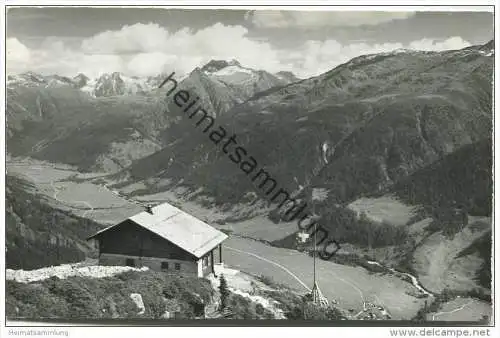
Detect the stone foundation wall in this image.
<box><xmin>99</xmin><ymin>253</ymin><xmax>200</xmax><ymax>277</ymax></box>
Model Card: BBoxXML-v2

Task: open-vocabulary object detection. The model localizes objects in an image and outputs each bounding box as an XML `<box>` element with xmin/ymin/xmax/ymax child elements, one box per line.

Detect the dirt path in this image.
<box><xmin>225</xmin><ymin>245</ymin><xmax>372</xmax><ymax>319</ymax></box>
<box><xmin>431</xmin><ymin>300</ymin><xmax>475</xmax><ymax>320</ymax></box>
<box><xmin>224</xmin><ymin>239</ymin><xmax>368</xmax><ymax>309</ymax></box>
<box><xmin>225</xmin><ymin>246</ymin><xmax>311</xmax><ymax>292</ymax></box>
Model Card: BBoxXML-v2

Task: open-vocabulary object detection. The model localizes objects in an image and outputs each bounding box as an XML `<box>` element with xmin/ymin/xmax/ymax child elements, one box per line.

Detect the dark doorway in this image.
<box><xmin>126</xmin><ymin>258</ymin><xmax>135</xmax><ymax>267</ymax></box>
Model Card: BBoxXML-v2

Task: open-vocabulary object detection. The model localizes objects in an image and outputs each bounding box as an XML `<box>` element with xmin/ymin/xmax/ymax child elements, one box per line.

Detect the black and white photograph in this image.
<box><xmin>2</xmin><ymin>3</ymin><xmax>497</xmax><ymax>334</ymax></box>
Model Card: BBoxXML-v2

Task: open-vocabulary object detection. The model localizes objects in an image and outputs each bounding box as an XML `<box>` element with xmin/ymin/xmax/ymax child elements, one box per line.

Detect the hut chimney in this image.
<box><xmin>145</xmin><ymin>204</ymin><xmax>154</xmax><ymax>214</ymax></box>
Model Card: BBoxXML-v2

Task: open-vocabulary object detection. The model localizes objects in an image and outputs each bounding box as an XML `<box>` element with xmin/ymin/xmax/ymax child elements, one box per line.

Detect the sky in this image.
<box><xmin>6</xmin><ymin>7</ymin><xmax>494</xmax><ymax>79</ymax></box>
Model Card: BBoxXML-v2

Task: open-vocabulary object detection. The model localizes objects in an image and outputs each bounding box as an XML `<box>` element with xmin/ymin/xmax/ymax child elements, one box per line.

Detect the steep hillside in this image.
<box><xmin>457</xmin><ymin>230</ymin><xmax>492</xmax><ymax>289</ymax></box>
<box><xmin>7</xmin><ymin>62</ymin><xmax>295</xmax><ymax>172</ymax></box>
<box><xmin>390</xmin><ymin>137</ymin><xmax>492</xmax><ymax>216</ymax></box>
<box><xmin>303</xmin><ymin>138</ymin><xmax>492</xmax><ymax>294</ymax></box>
<box><xmin>119</xmin><ymin>41</ymin><xmax>493</xmax><ymax>208</ymax></box>
<box><xmin>171</xmin><ymin>59</ymin><xmax>293</xmax><ymax>116</ymax></box>
<box><xmin>6</xmin><ymin>85</ymin><xmax>170</xmax><ymax>171</ymax></box>
<box><xmin>5</xmin><ymin>175</ymin><xmax>104</xmax><ymax>270</ymax></box>
<box><xmin>410</xmin><ymin>217</ymin><xmax>491</xmax><ymax>294</ymax></box>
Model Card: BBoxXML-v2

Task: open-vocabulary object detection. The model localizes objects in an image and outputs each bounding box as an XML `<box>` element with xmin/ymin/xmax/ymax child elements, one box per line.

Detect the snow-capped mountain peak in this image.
<box><xmin>214</xmin><ymin>65</ymin><xmax>254</xmax><ymax>76</ymax></box>
<box><xmin>200</xmin><ymin>59</ymin><xmax>242</xmax><ymax>73</ymax></box>
<box><xmin>7</xmin><ymin>71</ymin><xmax>47</xmax><ymax>87</ymax></box>
<box><xmin>275</xmin><ymin>71</ymin><xmax>301</xmax><ymax>83</ymax></box>
<box><xmin>44</xmin><ymin>75</ymin><xmax>74</xmax><ymax>88</ymax></box>
<box><xmin>478</xmin><ymin>40</ymin><xmax>494</xmax><ymax>56</ymax></box>
<box><xmin>79</xmin><ymin>72</ymin><xmax>160</xmax><ymax>97</ymax></box>
<box><xmin>93</xmin><ymin>72</ymin><xmax>126</xmax><ymax>96</ymax></box>
<box><xmin>73</xmin><ymin>73</ymin><xmax>90</xmax><ymax>89</ymax></box>
<box><xmin>7</xmin><ymin>60</ymin><xmax>299</xmax><ymax>99</ymax></box>
<box><xmin>210</xmin><ymin>64</ymin><xmax>259</xmax><ymax>85</ymax></box>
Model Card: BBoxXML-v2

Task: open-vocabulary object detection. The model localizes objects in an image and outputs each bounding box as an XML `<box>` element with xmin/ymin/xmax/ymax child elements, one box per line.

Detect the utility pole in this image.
<box><xmin>313</xmin><ymin>222</ymin><xmax>317</xmax><ymax>286</ymax></box>
<box><xmin>310</xmin><ymin>189</ymin><xmax>329</xmax><ymax>308</ymax></box>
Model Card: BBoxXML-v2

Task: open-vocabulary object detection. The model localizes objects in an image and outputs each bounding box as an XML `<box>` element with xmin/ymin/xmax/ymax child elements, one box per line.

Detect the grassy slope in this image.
<box><xmin>411</xmin><ymin>217</ymin><xmax>491</xmax><ymax>294</ymax></box>
<box><xmin>393</xmin><ymin>139</ymin><xmax>492</xmax><ymax>293</ymax></box>
<box><xmin>6</xmin><ymin>268</ymin><xmax>345</xmax><ymax>321</ymax></box>
<box><xmin>6</xmin><ymin>271</ymin><xmax>214</xmax><ymax>320</ymax></box>
<box><xmin>223</xmin><ymin>236</ymin><xmax>427</xmax><ymax>319</ymax></box>
<box><xmin>457</xmin><ymin>230</ymin><xmax>492</xmax><ymax>289</ymax></box>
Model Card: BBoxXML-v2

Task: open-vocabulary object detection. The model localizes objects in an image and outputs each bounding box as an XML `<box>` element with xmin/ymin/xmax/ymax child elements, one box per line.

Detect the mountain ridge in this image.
<box><xmin>7</xmin><ymin>59</ymin><xmax>300</xmax><ymax>99</ymax></box>
<box><xmin>121</xmin><ymin>40</ymin><xmax>493</xmax><ymax>203</ymax></box>
<box><xmin>6</xmin><ymin>59</ymin><xmax>299</xmax><ymax>172</ymax></box>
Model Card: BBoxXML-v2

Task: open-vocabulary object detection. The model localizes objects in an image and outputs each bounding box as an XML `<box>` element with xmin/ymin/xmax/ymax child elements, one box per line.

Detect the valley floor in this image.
<box><xmin>5</xmin><ymin>158</ymin><xmax>489</xmax><ymax>321</ymax></box>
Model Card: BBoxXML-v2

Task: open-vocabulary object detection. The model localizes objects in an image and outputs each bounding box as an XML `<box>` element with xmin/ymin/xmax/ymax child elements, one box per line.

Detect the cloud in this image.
<box><xmin>285</xmin><ymin>36</ymin><xmax>471</xmax><ymax>77</ymax></box>
<box><xmin>6</xmin><ymin>23</ymin><xmax>472</xmax><ymax>79</ymax></box>
<box><xmin>408</xmin><ymin>36</ymin><xmax>472</xmax><ymax>51</ymax></box>
<box><xmin>81</xmin><ymin>23</ymin><xmax>170</xmax><ymax>55</ymax></box>
<box><xmin>7</xmin><ymin>23</ymin><xmax>283</xmax><ymax>78</ymax></box>
<box><xmin>6</xmin><ymin>38</ymin><xmax>31</xmax><ymax>73</ymax></box>
<box><xmin>248</xmin><ymin>10</ymin><xmax>415</xmax><ymax>28</ymax></box>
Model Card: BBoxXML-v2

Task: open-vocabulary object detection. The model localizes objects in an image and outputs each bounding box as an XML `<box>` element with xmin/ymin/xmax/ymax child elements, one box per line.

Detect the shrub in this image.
<box><xmin>228</xmin><ymin>294</ymin><xmax>257</xmax><ymax>319</ymax></box>
<box><xmin>255</xmin><ymin>303</ymin><xmax>265</xmax><ymax>315</ymax></box>
<box><xmin>116</xmin><ymin>270</ymin><xmax>140</xmax><ymax>281</ymax></box>
<box><xmin>6</xmin><ymin>270</ymin><xmax>216</xmax><ymax>320</ymax></box>
<box><xmin>162</xmin><ymin>283</ymin><xmax>180</xmax><ymax>299</ymax></box>
<box><xmin>303</xmin><ymin>302</ymin><xmax>328</xmax><ymax>320</ymax></box>
<box><xmin>218</xmin><ymin>275</ymin><xmax>230</xmax><ymax>310</ymax></box>
<box><xmin>49</xmin><ymin>279</ymin><xmax>100</xmax><ymax>318</ymax></box>
<box><xmin>257</xmin><ymin>274</ymin><xmax>288</xmax><ymax>289</ymax></box>
<box><xmin>262</xmin><ymin>290</ymin><xmax>304</xmax><ymax>320</ymax></box>
<box><xmin>148</xmin><ymin>297</ymin><xmax>167</xmax><ymax>319</ymax></box>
